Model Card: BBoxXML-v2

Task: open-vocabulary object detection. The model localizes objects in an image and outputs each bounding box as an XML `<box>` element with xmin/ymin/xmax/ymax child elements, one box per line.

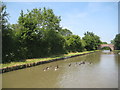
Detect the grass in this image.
<box><xmin>113</xmin><ymin>50</ymin><xmax>120</xmax><ymax>51</ymax></box>
<box><xmin>0</xmin><ymin>50</ymin><xmax>97</xmax><ymax>69</ymax></box>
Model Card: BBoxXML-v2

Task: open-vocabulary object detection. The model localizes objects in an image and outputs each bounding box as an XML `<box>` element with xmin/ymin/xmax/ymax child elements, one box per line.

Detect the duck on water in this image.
<box><xmin>55</xmin><ymin>65</ymin><xmax>59</xmax><ymax>71</ymax></box>
<box><xmin>43</xmin><ymin>65</ymin><xmax>59</xmax><ymax>71</ymax></box>
<box><xmin>43</xmin><ymin>61</ymin><xmax>92</xmax><ymax>71</ymax></box>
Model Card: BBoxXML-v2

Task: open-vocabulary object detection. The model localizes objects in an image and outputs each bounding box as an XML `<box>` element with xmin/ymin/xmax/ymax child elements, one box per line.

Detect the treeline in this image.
<box><xmin>1</xmin><ymin>4</ymin><xmax>102</xmax><ymax>63</ymax></box>
<box><xmin>111</xmin><ymin>34</ymin><xmax>120</xmax><ymax>50</ymax></box>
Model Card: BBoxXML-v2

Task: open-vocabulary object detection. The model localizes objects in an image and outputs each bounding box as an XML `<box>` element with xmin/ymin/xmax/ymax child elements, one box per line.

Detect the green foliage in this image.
<box><xmin>1</xmin><ymin>3</ymin><xmax>16</xmax><ymax>63</ymax></box>
<box><xmin>59</xmin><ymin>28</ymin><xmax>72</xmax><ymax>36</ymax></box>
<box><xmin>114</xmin><ymin>34</ymin><xmax>120</xmax><ymax>50</ymax></box>
<box><xmin>65</xmin><ymin>35</ymin><xmax>84</xmax><ymax>52</ymax></box>
<box><xmin>101</xmin><ymin>47</ymin><xmax>110</xmax><ymax>50</ymax></box>
<box><xmin>110</xmin><ymin>40</ymin><xmax>115</xmax><ymax>44</ymax></box>
<box><xmin>12</xmin><ymin>7</ymin><xmax>65</xmax><ymax>60</ymax></box>
<box><xmin>101</xmin><ymin>42</ymin><xmax>107</xmax><ymax>44</ymax></box>
<box><xmin>82</xmin><ymin>31</ymin><xmax>101</xmax><ymax>51</ymax></box>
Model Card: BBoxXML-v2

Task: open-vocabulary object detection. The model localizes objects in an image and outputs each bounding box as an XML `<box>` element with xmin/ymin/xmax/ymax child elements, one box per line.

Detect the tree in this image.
<box><xmin>114</xmin><ymin>34</ymin><xmax>120</xmax><ymax>50</ymax></box>
<box><xmin>59</xmin><ymin>28</ymin><xmax>72</xmax><ymax>36</ymax></box>
<box><xmin>14</xmin><ymin>7</ymin><xmax>66</xmax><ymax>58</ymax></box>
<box><xmin>65</xmin><ymin>35</ymin><xmax>84</xmax><ymax>52</ymax></box>
<box><xmin>1</xmin><ymin>3</ymin><xmax>15</xmax><ymax>63</ymax></box>
<box><xmin>11</xmin><ymin>24</ymin><xmax>28</xmax><ymax>60</ymax></box>
<box><xmin>101</xmin><ymin>42</ymin><xmax>107</xmax><ymax>44</ymax></box>
<box><xmin>82</xmin><ymin>31</ymin><xmax>101</xmax><ymax>51</ymax></box>
<box><xmin>44</xmin><ymin>29</ymin><xmax>66</xmax><ymax>55</ymax></box>
<box><xmin>111</xmin><ymin>40</ymin><xmax>115</xmax><ymax>44</ymax></box>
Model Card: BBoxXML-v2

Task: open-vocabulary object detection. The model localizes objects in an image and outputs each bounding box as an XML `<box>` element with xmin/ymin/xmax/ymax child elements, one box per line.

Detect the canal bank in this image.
<box><xmin>0</xmin><ymin>50</ymin><xmax>99</xmax><ymax>73</ymax></box>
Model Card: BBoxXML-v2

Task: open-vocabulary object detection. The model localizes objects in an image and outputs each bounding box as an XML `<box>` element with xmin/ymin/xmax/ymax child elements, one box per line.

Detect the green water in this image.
<box><xmin>2</xmin><ymin>50</ymin><xmax>119</xmax><ymax>88</ymax></box>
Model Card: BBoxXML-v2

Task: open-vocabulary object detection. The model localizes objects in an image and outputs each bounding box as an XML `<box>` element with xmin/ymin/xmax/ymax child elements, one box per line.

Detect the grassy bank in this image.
<box><xmin>1</xmin><ymin>50</ymin><xmax>98</xmax><ymax>69</ymax></box>
<box><xmin>113</xmin><ymin>50</ymin><xmax>120</xmax><ymax>51</ymax></box>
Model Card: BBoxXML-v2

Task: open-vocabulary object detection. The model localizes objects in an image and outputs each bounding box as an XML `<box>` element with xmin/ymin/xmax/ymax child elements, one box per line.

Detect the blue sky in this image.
<box><xmin>5</xmin><ymin>2</ymin><xmax>118</xmax><ymax>43</ymax></box>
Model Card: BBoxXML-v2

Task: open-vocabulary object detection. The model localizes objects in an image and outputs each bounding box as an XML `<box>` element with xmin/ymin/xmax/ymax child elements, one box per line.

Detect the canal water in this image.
<box><xmin>2</xmin><ymin>50</ymin><xmax>119</xmax><ymax>88</ymax></box>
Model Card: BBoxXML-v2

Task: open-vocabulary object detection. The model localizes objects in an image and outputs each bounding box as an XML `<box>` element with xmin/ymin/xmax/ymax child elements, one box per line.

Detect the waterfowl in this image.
<box><xmin>55</xmin><ymin>65</ymin><xmax>59</xmax><ymax>71</ymax></box>
<box><xmin>89</xmin><ymin>62</ymin><xmax>92</xmax><ymax>64</ymax></box>
<box><xmin>43</xmin><ymin>68</ymin><xmax>46</xmax><ymax>71</ymax></box>
<box><xmin>55</xmin><ymin>68</ymin><xmax>57</xmax><ymax>71</ymax></box>
<box><xmin>79</xmin><ymin>63</ymin><xmax>81</xmax><ymax>65</ymax></box>
<box><xmin>69</xmin><ymin>63</ymin><xmax>71</xmax><ymax>67</ymax></box>
<box><xmin>56</xmin><ymin>65</ymin><xmax>59</xmax><ymax>68</ymax></box>
<box><xmin>46</xmin><ymin>67</ymin><xmax>49</xmax><ymax>70</ymax></box>
<box><xmin>82</xmin><ymin>61</ymin><xmax>85</xmax><ymax>64</ymax></box>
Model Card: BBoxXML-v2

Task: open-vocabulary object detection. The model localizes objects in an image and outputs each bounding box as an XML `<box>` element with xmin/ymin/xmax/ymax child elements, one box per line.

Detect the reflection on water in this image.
<box><xmin>2</xmin><ymin>51</ymin><xmax>118</xmax><ymax>88</ymax></box>
<box><xmin>102</xmin><ymin>50</ymin><xmax>111</xmax><ymax>53</ymax></box>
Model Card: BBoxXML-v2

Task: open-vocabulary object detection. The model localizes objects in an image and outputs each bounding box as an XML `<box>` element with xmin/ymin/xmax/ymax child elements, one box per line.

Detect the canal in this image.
<box><xmin>2</xmin><ymin>50</ymin><xmax>119</xmax><ymax>88</ymax></box>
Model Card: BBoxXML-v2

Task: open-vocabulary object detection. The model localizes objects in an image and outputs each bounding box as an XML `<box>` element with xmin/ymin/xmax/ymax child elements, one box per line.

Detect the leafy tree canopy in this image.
<box><xmin>82</xmin><ymin>31</ymin><xmax>101</xmax><ymax>51</ymax></box>
<box><xmin>65</xmin><ymin>35</ymin><xmax>84</xmax><ymax>52</ymax></box>
<box><xmin>114</xmin><ymin>34</ymin><xmax>120</xmax><ymax>50</ymax></box>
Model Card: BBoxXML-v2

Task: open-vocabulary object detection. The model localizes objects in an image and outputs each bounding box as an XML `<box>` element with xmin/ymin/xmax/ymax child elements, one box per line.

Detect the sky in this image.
<box><xmin>4</xmin><ymin>2</ymin><xmax>118</xmax><ymax>43</ymax></box>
